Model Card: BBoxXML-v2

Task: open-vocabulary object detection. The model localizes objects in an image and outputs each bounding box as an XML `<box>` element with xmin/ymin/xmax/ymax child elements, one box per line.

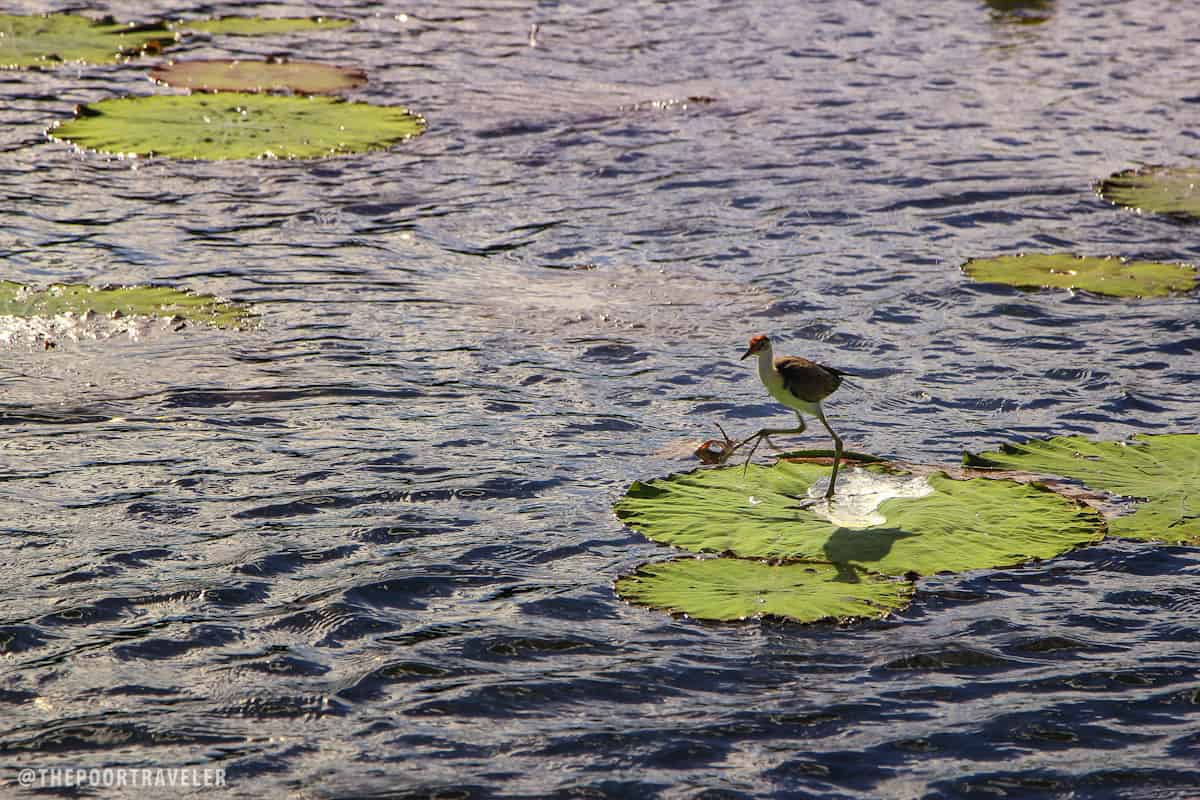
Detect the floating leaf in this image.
<box><xmin>0</xmin><ymin>13</ymin><xmax>175</xmax><ymax>69</ymax></box>
<box><xmin>962</xmin><ymin>252</ymin><xmax>1196</xmax><ymax>298</ymax></box>
<box><xmin>616</xmin><ymin>557</ymin><xmax>914</xmax><ymax>623</ymax></box>
<box><xmin>966</xmin><ymin>434</ymin><xmax>1200</xmax><ymax>544</ymax></box>
<box><xmin>172</xmin><ymin>16</ymin><xmax>351</xmax><ymax>36</ymax></box>
<box><xmin>48</xmin><ymin>93</ymin><xmax>425</xmax><ymax>160</ymax></box>
<box><xmin>615</xmin><ymin>462</ymin><xmax>1103</xmax><ymax>575</ymax></box>
<box><xmin>149</xmin><ymin>59</ymin><xmax>367</xmax><ymax>95</ymax></box>
<box><xmin>1097</xmin><ymin>165</ymin><xmax>1200</xmax><ymax>221</ymax></box>
<box><xmin>985</xmin><ymin>0</ymin><xmax>1055</xmax><ymax>24</ymax></box>
<box><xmin>0</xmin><ymin>281</ymin><xmax>252</xmax><ymax>329</ymax></box>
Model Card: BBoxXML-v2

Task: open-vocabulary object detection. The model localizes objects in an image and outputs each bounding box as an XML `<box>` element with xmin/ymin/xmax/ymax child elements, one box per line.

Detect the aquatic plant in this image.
<box><xmin>616</xmin><ymin>461</ymin><xmax>1102</xmax><ymax>574</ymax></box>
<box><xmin>962</xmin><ymin>253</ymin><xmax>1196</xmax><ymax>298</ymax></box>
<box><xmin>149</xmin><ymin>59</ymin><xmax>368</xmax><ymax>95</ymax></box>
<box><xmin>0</xmin><ymin>281</ymin><xmax>253</xmax><ymax>329</ymax></box>
<box><xmin>985</xmin><ymin>0</ymin><xmax>1056</xmax><ymax>24</ymax></box>
<box><xmin>613</xmin><ymin>459</ymin><xmax>1104</xmax><ymax>622</ymax></box>
<box><xmin>616</xmin><ymin>557</ymin><xmax>914</xmax><ymax>623</ymax></box>
<box><xmin>0</xmin><ymin>12</ymin><xmax>174</xmax><ymax>69</ymax></box>
<box><xmin>170</xmin><ymin>16</ymin><xmax>352</xmax><ymax>36</ymax></box>
<box><xmin>48</xmin><ymin>93</ymin><xmax>425</xmax><ymax>160</ymax></box>
<box><xmin>967</xmin><ymin>434</ymin><xmax>1200</xmax><ymax>544</ymax></box>
<box><xmin>1097</xmin><ymin>165</ymin><xmax>1200</xmax><ymax>222</ymax></box>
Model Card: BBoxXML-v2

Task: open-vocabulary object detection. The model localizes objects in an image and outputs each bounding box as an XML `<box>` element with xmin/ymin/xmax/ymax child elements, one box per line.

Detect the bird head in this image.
<box><xmin>740</xmin><ymin>334</ymin><xmax>770</xmax><ymax>361</ymax></box>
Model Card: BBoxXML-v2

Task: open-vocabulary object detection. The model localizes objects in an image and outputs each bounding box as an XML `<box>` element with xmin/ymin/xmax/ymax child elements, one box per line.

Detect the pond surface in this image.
<box><xmin>3</xmin><ymin>1</ymin><xmax>1200</xmax><ymax>797</ymax></box>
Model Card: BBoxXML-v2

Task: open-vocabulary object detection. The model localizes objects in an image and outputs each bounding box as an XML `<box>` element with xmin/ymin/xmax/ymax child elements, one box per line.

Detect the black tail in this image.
<box><xmin>824</xmin><ymin>365</ymin><xmax>873</xmax><ymax>392</ymax></box>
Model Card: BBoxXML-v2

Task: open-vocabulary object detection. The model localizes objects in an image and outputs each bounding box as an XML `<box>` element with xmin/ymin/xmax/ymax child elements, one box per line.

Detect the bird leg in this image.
<box><xmin>732</xmin><ymin>414</ymin><xmax>807</xmax><ymax>475</ymax></box>
<box><xmin>813</xmin><ymin>406</ymin><xmax>843</xmax><ymax>499</ymax></box>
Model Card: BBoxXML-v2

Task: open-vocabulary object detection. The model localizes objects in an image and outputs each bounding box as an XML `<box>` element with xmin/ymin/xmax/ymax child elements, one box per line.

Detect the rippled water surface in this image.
<box><xmin>3</xmin><ymin>1</ymin><xmax>1200</xmax><ymax>797</ymax></box>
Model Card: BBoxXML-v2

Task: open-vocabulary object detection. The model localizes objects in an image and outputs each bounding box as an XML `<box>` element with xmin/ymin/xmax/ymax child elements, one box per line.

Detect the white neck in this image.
<box><xmin>756</xmin><ymin>342</ymin><xmax>779</xmax><ymax>383</ymax></box>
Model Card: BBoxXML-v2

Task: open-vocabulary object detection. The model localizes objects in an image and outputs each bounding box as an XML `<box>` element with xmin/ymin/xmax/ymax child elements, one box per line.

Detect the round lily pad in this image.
<box><xmin>615</xmin><ymin>557</ymin><xmax>914</xmax><ymax>623</ymax></box>
<box><xmin>48</xmin><ymin>93</ymin><xmax>425</xmax><ymax>160</ymax></box>
<box><xmin>149</xmin><ymin>59</ymin><xmax>367</xmax><ymax>95</ymax></box>
<box><xmin>966</xmin><ymin>434</ymin><xmax>1200</xmax><ymax>544</ymax></box>
<box><xmin>962</xmin><ymin>252</ymin><xmax>1196</xmax><ymax>298</ymax></box>
<box><xmin>0</xmin><ymin>13</ymin><xmax>175</xmax><ymax>69</ymax></box>
<box><xmin>1097</xmin><ymin>165</ymin><xmax>1200</xmax><ymax>221</ymax></box>
<box><xmin>0</xmin><ymin>281</ymin><xmax>252</xmax><ymax>329</ymax></box>
<box><xmin>171</xmin><ymin>16</ymin><xmax>351</xmax><ymax>36</ymax></box>
<box><xmin>615</xmin><ymin>462</ymin><xmax>1103</xmax><ymax>575</ymax></box>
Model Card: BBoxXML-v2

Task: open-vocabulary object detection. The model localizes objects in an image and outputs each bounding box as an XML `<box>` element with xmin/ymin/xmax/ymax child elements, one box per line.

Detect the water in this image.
<box><xmin>2</xmin><ymin>1</ymin><xmax>1200</xmax><ymax>797</ymax></box>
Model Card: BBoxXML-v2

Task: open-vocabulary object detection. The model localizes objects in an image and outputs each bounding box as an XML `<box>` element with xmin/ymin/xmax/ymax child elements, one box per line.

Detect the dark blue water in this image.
<box><xmin>2</xmin><ymin>1</ymin><xmax>1200</xmax><ymax>797</ymax></box>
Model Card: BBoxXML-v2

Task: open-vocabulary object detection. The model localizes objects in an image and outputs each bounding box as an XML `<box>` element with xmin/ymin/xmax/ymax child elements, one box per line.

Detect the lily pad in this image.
<box><xmin>0</xmin><ymin>281</ymin><xmax>252</xmax><ymax>329</ymax></box>
<box><xmin>966</xmin><ymin>434</ymin><xmax>1200</xmax><ymax>544</ymax></box>
<box><xmin>615</xmin><ymin>462</ymin><xmax>1103</xmax><ymax>575</ymax></box>
<box><xmin>616</xmin><ymin>557</ymin><xmax>914</xmax><ymax>623</ymax></box>
<box><xmin>171</xmin><ymin>16</ymin><xmax>352</xmax><ymax>36</ymax></box>
<box><xmin>149</xmin><ymin>59</ymin><xmax>367</xmax><ymax>95</ymax></box>
<box><xmin>986</xmin><ymin>0</ymin><xmax>1055</xmax><ymax>24</ymax></box>
<box><xmin>48</xmin><ymin>93</ymin><xmax>425</xmax><ymax>160</ymax></box>
<box><xmin>962</xmin><ymin>253</ymin><xmax>1196</xmax><ymax>298</ymax></box>
<box><xmin>0</xmin><ymin>13</ymin><xmax>174</xmax><ymax>69</ymax></box>
<box><xmin>1097</xmin><ymin>166</ymin><xmax>1200</xmax><ymax>221</ymax></box>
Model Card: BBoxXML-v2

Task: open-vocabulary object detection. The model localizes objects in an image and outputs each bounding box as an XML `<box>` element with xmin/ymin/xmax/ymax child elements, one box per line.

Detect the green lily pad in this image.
<box><xmin>986</xmin><ymin>0</ymin><xmax>1055</xmax><ymax>24</ymax></box>
<box><xmin>48</xmin><ymin>93</ymin><xmax>425</xmax><ymax>160</ymax></box>
<box><xmin>0</xmin><ymin>13</ymin><xmax>175</xmax><ymax>69</ymax></box>
<box><xmin>149</xmin><ymin>59</ymin><xmax>367</xmax><ymax>95</ymax></box>
<box><xmin>962</xmin><ymin>253</ymin><xmax>1196</xmax><ymax>298</ymax></box>
<box><xmin>1097</xmin><ymin>166</ymin><xmax>1200</xmax><ymax>221</ymax></box>
<box><xmin>616</xmin><ymin>557</ymin><xmax>914</xmax><ymax>623</ymax></box>
<box><xmin>966</xmin><ymin>434</ymin><xmax>1200</xmax><ymax>544</ymax></box>
<box><xmin>615</xmin><ymin>462</ymin><xmax>1103</xmax><ymax>575</ymax></box>
<box><xmin>0</xmin><ymin>281</ymin><xmax>252</xmax><ymax>329</ymax></box>
<box><xmin>171</xmin><ymin>16</ymin><xmax>352</xmax><ymax>36</ymax></box>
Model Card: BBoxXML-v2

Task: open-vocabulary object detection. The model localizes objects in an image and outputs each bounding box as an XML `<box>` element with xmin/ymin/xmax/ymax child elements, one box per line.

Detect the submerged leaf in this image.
<box><xmin>1097</xmin><ymin>165</ymin><xmax>1200</xmax><ymax>221</ymax></box>
<box><xmin>962</xmin><ymin>252</ymin><xmax>1196</xmax><ymax>298</ymax></box>
<box><xmin>966</xmin><ymin>434</ymin><xmax>1200</xmax><ymax>544</ymax></box>
<box><xmin>615</xmin><ymin>462</ymin><xmax>1103</xmax><ymax>575</ymax></box>
<box><xmin>48</xmin><ymin>93</ymin><xmax>425</xmax><ymax>160</ymax></box>
<box><xmin>0</xmin><ymin>13</ymin><xmax>175</xmax><ymax>69</ymax></box>
<box><xmin>172</xmin><ymin>16</ymin><xmax>352</xmax><ymax>36</ymax></box>
<box><xmin>0</xmin><ymin>281</ymin><xmax>252</xmax><ymax>329</ymax></box>
<box><xmin>616</xmin><ymin>557</ymin><xmax>914</xmax><ymax>623</ymax></box>
<box><xmin>150</xmin><ymin>59</ymin><xmax>367</xmax><ymax>95</ymax></box>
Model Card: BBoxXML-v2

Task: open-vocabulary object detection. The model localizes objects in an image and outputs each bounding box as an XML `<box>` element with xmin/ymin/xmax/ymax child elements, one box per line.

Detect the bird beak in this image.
<box><xmin>740</xmin><ymin>346</ymin><xmax>754</xmax><ymax>361</ymax></box>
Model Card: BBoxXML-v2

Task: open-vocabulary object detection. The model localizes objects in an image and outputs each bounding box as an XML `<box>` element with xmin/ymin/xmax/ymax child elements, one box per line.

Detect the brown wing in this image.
<box><xmin>774</xmin><ymin>356</ymin><xmax>844</xmax><ymax>402</ymax></box>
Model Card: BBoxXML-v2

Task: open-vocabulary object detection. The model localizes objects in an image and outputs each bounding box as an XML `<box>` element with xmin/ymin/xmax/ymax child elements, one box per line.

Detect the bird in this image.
<box><xmin>737</xmin><ymin>333</ymin><xmax>848</xmax><ymax>499</ymax></box>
